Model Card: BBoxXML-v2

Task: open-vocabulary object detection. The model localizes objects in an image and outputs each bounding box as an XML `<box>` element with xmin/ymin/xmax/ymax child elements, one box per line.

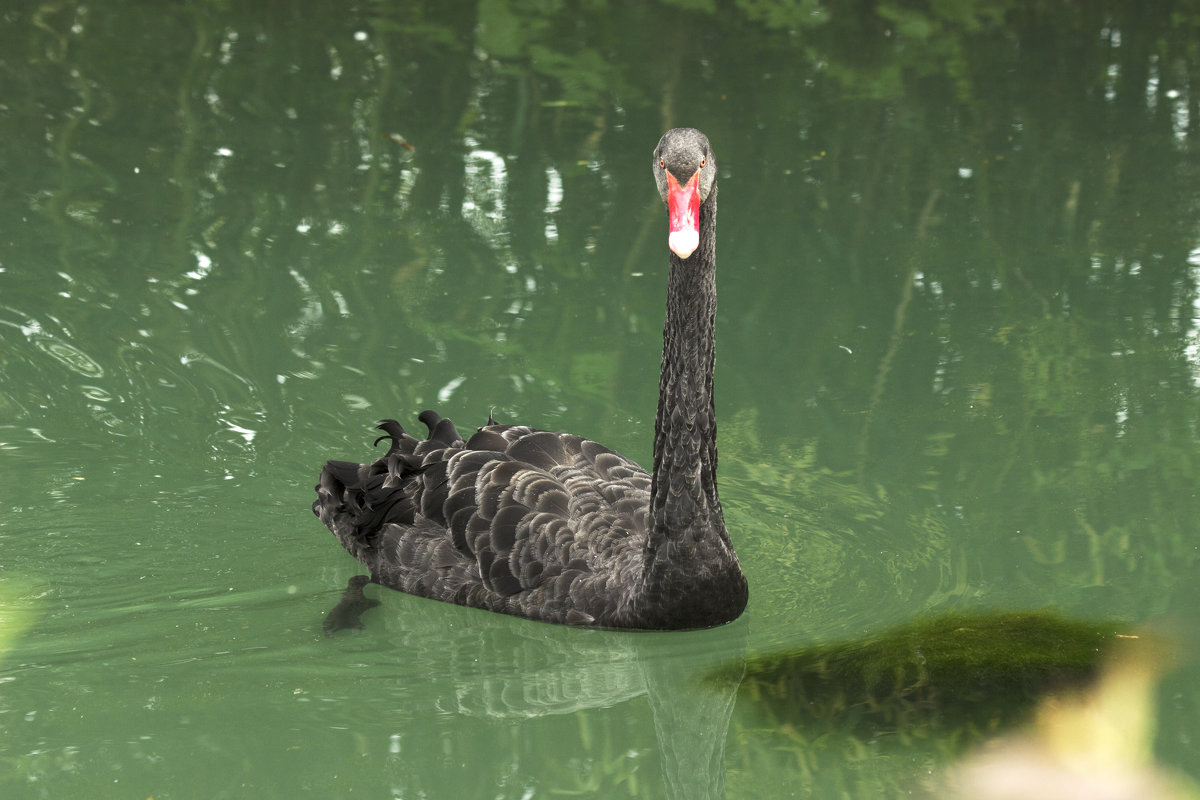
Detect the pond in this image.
<box><xmin>2</xmin><ymin>1</ymin><xmax>1198</xmax><ymax>797</ymax></box>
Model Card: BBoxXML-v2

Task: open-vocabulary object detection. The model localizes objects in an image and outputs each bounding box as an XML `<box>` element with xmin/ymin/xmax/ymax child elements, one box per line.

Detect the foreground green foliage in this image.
<box><xmin>0</xmin><ymin>577</ymin><xmax>37</xmax><ymax>663</ymax></box>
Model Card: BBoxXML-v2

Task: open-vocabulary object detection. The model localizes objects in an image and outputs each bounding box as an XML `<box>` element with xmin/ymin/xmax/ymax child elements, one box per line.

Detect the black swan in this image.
<box><xmin>313</xmin><ymin>128</ymin><xmax>747</xmax><ymax>629</ymax></box>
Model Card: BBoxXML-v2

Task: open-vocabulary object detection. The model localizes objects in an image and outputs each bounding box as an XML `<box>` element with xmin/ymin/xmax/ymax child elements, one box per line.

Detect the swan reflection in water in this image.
<box><xmin>324</xmin><ymin>573</ymin><xmax>746</xmax><ymax>800</ymax></box>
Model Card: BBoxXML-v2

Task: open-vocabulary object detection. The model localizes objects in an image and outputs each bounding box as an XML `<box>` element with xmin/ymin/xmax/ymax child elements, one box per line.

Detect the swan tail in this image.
<box><xmin>314</xmin><ymin>411</ymin><xmax>476</xmax><ymax>562</ymax></box>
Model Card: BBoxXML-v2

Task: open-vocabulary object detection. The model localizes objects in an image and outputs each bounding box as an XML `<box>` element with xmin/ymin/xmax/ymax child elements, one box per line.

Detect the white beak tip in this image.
<box><xmin>669</xmin><ymin>230</ymin><xmax>699</xmax><ymax>260</ymax></box>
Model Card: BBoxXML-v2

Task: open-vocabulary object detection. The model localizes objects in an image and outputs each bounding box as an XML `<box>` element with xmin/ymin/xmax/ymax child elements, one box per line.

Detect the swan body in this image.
<box><xmin>313</xmin><ymin>128</ymin><xmax>747</xmax><ymax>629</ymax></box>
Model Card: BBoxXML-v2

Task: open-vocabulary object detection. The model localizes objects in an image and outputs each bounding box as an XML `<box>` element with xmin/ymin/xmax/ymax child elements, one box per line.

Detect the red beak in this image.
<box><xmin>666</xmin><ymin>170</ymin><xmax>701</xmax><ymax>259</ymax></box>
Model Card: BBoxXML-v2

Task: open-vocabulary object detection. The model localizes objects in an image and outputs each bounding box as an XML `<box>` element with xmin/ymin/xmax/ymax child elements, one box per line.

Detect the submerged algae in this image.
<box><xmin>727</xmin><ymin>611</ymin><xmax>1125</xmax><ymax>735</ymax></box>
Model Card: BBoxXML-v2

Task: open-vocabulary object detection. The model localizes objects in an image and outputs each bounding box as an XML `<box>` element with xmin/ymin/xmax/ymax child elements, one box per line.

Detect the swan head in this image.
<box><xmin>653</xmin><ymin>128</ymin><xmax>716</xmax><ymax>260</ymax></box>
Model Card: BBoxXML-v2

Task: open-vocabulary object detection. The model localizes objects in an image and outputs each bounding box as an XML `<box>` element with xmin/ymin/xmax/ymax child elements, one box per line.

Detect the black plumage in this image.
<box><xmin>313</xmin><ymin>128</ymin><xmax>748</xmax><ymax>629</ymax></box>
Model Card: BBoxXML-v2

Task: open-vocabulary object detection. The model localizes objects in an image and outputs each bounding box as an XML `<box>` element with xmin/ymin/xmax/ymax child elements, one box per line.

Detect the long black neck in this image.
<box><xmin>649</xmin><ymin>182</ymin><xmax>722</xmax><ymax>543</ymax></box>
<box><xmin>637</xmin><ymin>180</ymin><xmax>746</xmax><ymax>629</ymax></box>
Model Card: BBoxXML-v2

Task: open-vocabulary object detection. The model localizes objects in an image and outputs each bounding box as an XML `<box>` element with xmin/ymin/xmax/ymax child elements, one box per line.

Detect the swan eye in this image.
<box><xmin>700</xmin><ymin>157</ymin><xmax>707</xmax><ymax>168</ymax></box>
<box><xmin>658</xmin><ymin>157</ymin><xmax>665</xmax><ymax>169</ymax></box>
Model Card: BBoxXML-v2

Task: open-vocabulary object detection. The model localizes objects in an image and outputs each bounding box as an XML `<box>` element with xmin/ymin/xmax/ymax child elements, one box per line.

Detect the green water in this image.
<box><xmin>3</xmin><ymin>1</ymin><xmax>1199</xmax><ymax>797</ymax></box>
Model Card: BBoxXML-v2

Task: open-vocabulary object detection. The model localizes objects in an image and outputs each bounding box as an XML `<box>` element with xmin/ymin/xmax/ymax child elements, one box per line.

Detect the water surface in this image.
<box><xmin>2</xmin><ymin>1</ymin><xmax>1199</xmax><ymax>797</ymax></box>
